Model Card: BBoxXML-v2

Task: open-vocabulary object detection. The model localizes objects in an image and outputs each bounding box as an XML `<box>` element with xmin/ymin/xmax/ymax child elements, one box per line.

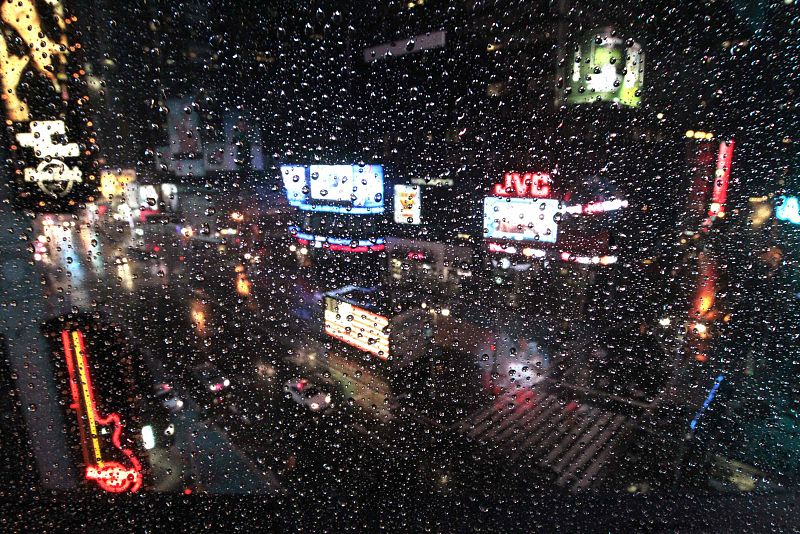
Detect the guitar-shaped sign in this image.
<box><xmin>60</xmin><ymin>329</ymin><xmax>143</xmax><ymax>493</ymax></box>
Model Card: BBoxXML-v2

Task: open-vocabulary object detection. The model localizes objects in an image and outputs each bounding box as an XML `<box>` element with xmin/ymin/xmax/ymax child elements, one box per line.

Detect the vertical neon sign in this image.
<box><xmin>708</xmin><ymin>140</ymin><xmax>734</xmax><ymax>218</ymax></box>
<box><xmin>61</xmin><ymin>330</ymin><xmax>142</xmax><ymax>493</ymax></box>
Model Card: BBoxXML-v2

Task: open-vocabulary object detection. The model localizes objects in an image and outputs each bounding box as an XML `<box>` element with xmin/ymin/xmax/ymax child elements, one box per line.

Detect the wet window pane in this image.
<box><xmin>1</xmin><ymin>0</ymin><xmax>799</xmax><ymax>529</ymax></box>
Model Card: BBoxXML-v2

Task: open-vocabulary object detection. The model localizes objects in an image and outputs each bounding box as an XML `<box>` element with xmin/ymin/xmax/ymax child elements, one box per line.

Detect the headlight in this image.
<box><xmin>141</xmin><ymin>425</ymin><xmax>155</xmax><ymax>450</ymax></box>
<box><xmin>324</xmin><ymin>395</ymin><xmax>331</xmax><ymax>404</ymax></box>
<box><xmin>310</xmin><ymin>402</ymin><xmax>320</xmax><ymax>411</ymax></box>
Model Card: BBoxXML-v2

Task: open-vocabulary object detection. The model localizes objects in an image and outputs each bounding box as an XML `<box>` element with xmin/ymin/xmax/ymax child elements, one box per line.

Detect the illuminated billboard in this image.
<box><xmin>324</xmin><ymin>297</ymin><xmax>390</xmax><ymax>359</ymax></box>
<box><xmin>567</xmin><ymin>28</ymin><xmax>645</xmax><ymax>108</ymax></box>
<box><xmin>281</xmin><ymin>164</ymin><xmax>384</xmax><ymax>214</ymax></box>
<box><xmin>393</xmin><ymin>184</ymin><xmax>421</xmax><ymax>224</ymax></box>
<box><xmin>1</xmin><ymin>0</ymin><xmax>98</xmax><ymax>211</ymax></box>
<box><xmin>492</xmin><ymin>172</ymin><xmax>551</xmax><ymax>198</ymax></box>
<box><xmin>776</xmin><ymin>196</ymin><xmax>800</xmax><ymax>225</ymax></box>
<box><xmin>310</xmin><ymin>164</ymin><xmax>357</xmax><ymax>202</ymax></box>
<box><xmin>483</xmin><ymin>197</ymin><xmax>560</xmax><ymax>243</ymax></box>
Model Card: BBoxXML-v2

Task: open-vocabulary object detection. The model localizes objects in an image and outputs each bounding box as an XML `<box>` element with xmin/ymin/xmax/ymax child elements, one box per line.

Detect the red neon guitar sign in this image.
<box><xmin>492</xmin><ymin>172</ymin><xmax>551</xmax><ymax>198</ymax></box>
<box><xmin>61</xmin><ymin>330</ymin><xmax>142</xmax><ymax>493</ymax></box>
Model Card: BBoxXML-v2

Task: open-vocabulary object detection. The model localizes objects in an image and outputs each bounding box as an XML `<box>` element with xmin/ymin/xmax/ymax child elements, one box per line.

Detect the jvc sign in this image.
<box><xmin>492</xmin><ymin>172</ymin><xmax>551</xmax><ymax>198</ymax></box>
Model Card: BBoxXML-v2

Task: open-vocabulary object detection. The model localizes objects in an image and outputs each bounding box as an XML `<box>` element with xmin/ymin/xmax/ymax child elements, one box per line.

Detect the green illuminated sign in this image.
<box><xmin>567</xmin><ymin>28</ymin><xmax>645</xmax><ymax>108</ymax></box>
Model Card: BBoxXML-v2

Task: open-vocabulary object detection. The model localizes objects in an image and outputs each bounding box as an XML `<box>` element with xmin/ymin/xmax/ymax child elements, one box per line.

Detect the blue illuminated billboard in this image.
<box><xmin>280</xmin><ymin>164</ymin><xmax>384</xmax><ymax>214</ymax></box>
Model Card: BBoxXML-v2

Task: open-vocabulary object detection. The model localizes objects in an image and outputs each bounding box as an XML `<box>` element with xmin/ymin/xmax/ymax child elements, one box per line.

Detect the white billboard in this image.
<box><xmin>281</xmin><ymin>164</ymin><xmax>385</xmax><ymax>214</ymax></box>
<box><xmin>483</xmin><ymin>197</ymin><xmax>560</xmax><ymax>243</ymax></box>
<box><xmin>309</xmin><ymin>164</ymin><xmax>355</xmax><ymax>202</ymax></box>
<box><xmin>393</xmin><ymin>184</ymin><xmax>421</xmax><ymax>224</ymax></box>
<box><xmin>324</xmin><ymin>297</ymin><xmax>390</xmax><ymax>360</ymax></box>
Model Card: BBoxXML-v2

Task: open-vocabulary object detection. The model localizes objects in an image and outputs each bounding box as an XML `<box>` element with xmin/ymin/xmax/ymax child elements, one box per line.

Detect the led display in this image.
<box><xmin>280</xmin><ymin>164</ymin><xmax>385</xmax><ymax>214</ymax></box>
<box><xmin>324</xmin><ymin>297</ymin><xmax>390</xmax><ymax>359</ymax></box>
<box><xmin>393</xmin><ymin>184</ymin><xmax>421</xmax><ymax>224</ymax></box>
<box><xmin>483</xmin><ymin>197</ymin><xmax>560</xmax><ymax>243</ymax></box>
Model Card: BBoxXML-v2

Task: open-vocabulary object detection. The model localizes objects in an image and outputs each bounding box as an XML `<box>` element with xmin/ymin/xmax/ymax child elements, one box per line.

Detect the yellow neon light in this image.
<box><xmin>72</xmin><ymin>331</ymin><xmax>103</xmax><ymax>467</ymax></box>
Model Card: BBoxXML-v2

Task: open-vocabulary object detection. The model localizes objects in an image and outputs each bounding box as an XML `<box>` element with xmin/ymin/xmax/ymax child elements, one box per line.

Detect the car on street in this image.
<box><xmin>285</xmin><ymin>378</ymin><xmax>332</xmax><ymax>413</ymax></box>
<box><xmin>154</xmin><ymin>383</ymin><xmax>184</xmax><ymax>413</ymax></box>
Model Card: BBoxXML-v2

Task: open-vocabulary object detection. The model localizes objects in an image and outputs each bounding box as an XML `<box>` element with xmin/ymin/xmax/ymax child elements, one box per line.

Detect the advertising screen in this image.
<box><xmin>100</xmin><ymin>169</ymin><xmax>136</xmax><ymax>203</ymax></box>
<box><xmin>280</xmin><ymin>164</ymin><xmax>384</xmax><ymax>214</ymax></box>
<box><xmin>393</xmin><ymin>184</ymin><xmax>421</xmax><ymax>224</ymax></box>
<box><xmin>282</xmin><ymin>165</ymin><xmax>308</xmax><ymax>207</ymax></box>
<box><xmin>324</xmin><ymin>297</ymin><xmax>390</xmax><ymax>359</ymax></box>
<box><xmin>483</xmin><ymin>197</ymin><xmax>560</xmax><ymax>243</ymax></box>
<box><xmin>309</xmin><ymin>165</ymin><xmax>356</xmax><ymax>202</ymax></box>
<box><xmin>567</xmin><ymin>27</ymin><xmax>644</xmax><ymax>108</ymax></box>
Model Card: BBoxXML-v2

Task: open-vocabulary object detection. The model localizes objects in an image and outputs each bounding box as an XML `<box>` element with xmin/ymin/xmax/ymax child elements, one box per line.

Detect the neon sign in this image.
<box><xmin>690</xmin><ymin>375</ymin><xmax>724</xmax><ymax>432</ymax></box>
<box><xmin>559</xmin><ymin>251</ymin><xmax>618</xmax><ymax>265</ymax></box>
<box><xmin>61</xmin><ymin>330</ymin><xmax>142</xmax><ymax>493</ymax></box>
<box><xmin>290</xmin><ymin>226</ymin><xmax>385</xmax><ymax>253</ymax></box>
<box><xmin>492</xmin><ymin>172</ymin><xmax>551</xmax><ymax>198</ymax></box>
<box><xmin>564</xmin><ymin>198</ymin><xmax>629</xmax><ymax>215</ymax></box>
<box><xmin>708</xmin><ymin>140</ymin><xmax>734</xmax><ymax>218</ymax></box>
<box><xmin>776</xmin><ymin>196</ymin><xmax>800</xmax><ymax>225</ymax></box>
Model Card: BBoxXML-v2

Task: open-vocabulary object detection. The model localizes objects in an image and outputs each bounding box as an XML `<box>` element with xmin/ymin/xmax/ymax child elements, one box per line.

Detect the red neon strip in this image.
<box><xmin>138</xmin><ymin>209</ymin><xmax>159</xmax><ymax>223</ymax></box>
<box><xmin>61</xmin><ymin>331</ymin><xmax>91</xmax><ymax>467</ymax></box>
<box><xmin>292</xmin><ymin>236</ymin><xmax>384</xmax><ymax>253</ymax></box>
<box><xmin>709</xmin><ymin>140</ymin><xmax>734</xmax><ymax>217</ymax></box>
<box><xmin>68</xmin><ymin>330</ymin><xmax>143</xmax><ymax>493</ymax></box>
<box><xmin>61</xmin><ymin>331</ymin><xmax>82</xmax><ymax>410</ymax></box>
<box><xmin>326</xmin><ymin>243</ymin><xmax>385</xmax><ymax>253</ymax></box>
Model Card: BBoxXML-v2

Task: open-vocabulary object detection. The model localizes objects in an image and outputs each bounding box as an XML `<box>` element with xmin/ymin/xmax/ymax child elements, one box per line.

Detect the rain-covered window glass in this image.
<box><xmin>1</xmin><ymin>0</ymin><xmax>799</xmax><ymax>530</ymax></box>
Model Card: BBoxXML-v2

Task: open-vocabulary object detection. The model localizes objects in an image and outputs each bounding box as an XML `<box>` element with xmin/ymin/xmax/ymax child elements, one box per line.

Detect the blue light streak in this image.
<box><xmin>689</xmin><ymin>374</ymin><xmax>725</xmax><ymax>432</ymax></box>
